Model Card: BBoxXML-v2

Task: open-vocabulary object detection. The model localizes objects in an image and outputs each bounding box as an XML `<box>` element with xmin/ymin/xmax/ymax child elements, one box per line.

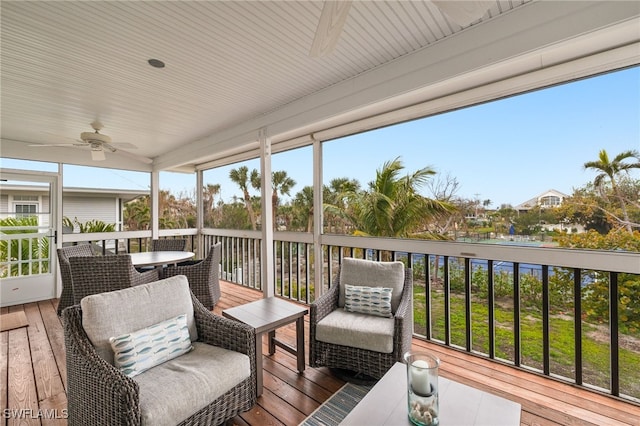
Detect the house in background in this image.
<box><xmin>515</xmin><ymin>189</ymin><xmax>584</xmax><ymax>233</ymax></box>
<box><xmin>514</xmin><ymin>189</ymin><xmax>569</xmax><ymax>213</ymax></box>
<box><xmin>0</xmin><ymin>183</ymin><xmax>148</xmax><ymax>231</ymax></box>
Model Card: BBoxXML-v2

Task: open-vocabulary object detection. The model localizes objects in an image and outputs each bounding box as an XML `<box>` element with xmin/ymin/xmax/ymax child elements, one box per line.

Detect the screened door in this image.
<box><xmin>0</xmin><ymin>169</ymin><xmax>58</xmax><ymax>306</ymax></box>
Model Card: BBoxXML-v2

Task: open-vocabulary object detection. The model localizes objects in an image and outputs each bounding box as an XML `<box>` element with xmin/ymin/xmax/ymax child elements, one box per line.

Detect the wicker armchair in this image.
<box><xmin>151</xmin><ymin>238</ymin><xmax>187</xmax><ymax>252</ymax></box>
<box><xmin>164</xmin><ymin>243</ymin><xmax>221</xmax><ymax>310</ymax></box>
<box><xmin>62</xmin><ymin>276</ymin><xmax>257</xmax><ymax>426</ymax></box>
<box><xmin>69</xmin><ymin>254</ymin><xmax>159</xmax><ymax>305</ymax></box>
<box><xmin>56</xmin><ymin>244</ymin><xmax>95</xmax><ymax>316</ymax></box>
<box><xmin>309</xmin><ymin>258</ymin><xmax>413</xmax><ymax>380</ymax></box>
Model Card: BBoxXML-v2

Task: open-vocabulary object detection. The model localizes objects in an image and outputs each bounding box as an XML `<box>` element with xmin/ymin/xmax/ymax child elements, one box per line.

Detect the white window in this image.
<box><xmin>12</xmin><ymin>195</ymin><xmax>39</xmax><ymax>218</ymax></box>
<box><xmin>15</xmin><ymin>203</ymin><xmax>37</xmax><ymax>218</ymax></box>
<box><xmin>540</xmin><ymin>196</ymin><xmax>561</xmax><ymax>208</ymax></box>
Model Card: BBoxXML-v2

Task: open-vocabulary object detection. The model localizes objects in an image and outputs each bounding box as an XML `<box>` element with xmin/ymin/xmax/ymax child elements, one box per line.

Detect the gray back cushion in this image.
<box><xmin>80</xmin><ymin>275</ymin><xmax>197</xmax><ymax>365</ymax></box>
<box><xmin>338</xmin><ymin>257</ymin><xmax>405</xmax><ymax>313</ymax></box>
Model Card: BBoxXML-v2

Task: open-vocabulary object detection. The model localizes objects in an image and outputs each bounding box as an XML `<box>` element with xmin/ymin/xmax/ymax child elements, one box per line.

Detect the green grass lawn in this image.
<box><xmin>412</xmin><ymin>286</ymin><xmax>640</xmax><ymax>399</ymax></box>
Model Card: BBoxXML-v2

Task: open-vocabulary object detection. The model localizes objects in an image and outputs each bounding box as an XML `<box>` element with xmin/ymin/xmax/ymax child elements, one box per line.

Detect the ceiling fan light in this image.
<box><xmin>91</xmin><ymin>149</ymin><xmax>106</xmax><ymax>161</ymax></box>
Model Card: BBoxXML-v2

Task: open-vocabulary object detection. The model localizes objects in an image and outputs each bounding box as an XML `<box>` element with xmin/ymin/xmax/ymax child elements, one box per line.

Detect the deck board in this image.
<box><xmin>1</xmin><ymin>280</ymin><xmax>639</xmax><ymax>426</ymax></box>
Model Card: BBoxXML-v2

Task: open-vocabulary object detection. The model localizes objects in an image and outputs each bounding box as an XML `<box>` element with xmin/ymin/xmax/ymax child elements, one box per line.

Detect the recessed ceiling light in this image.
<box><xmin>148</xmin><ymin>59</ymin><xmax>165</xmax><ymax>68</ymax></box>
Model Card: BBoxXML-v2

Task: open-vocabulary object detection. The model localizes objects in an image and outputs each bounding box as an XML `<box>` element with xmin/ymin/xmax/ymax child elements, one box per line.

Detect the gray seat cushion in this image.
<box><xmin>80</xmin><ymin>275</ymin><xmax>197</xmax><ymax>365</ymax></box>
<box><xmin>338</xmin><ymin>258</ymin><xmax>405</xmax><ymax>313</ymax></box>
<box><xmin>316</xmin><ymin>309</ymin><xmax>395</xmax><ymax>353</ymax></box>
<box><xmin>135</xmin><ymin>342</ymin><xmax>251</xmax><ymax>426</ymax></box>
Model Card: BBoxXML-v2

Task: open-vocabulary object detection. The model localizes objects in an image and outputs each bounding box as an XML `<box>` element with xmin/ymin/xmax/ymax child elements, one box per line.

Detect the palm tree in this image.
<box><xmin>271</xmin><ymin>171</ymin><xmax>296</xmax><ymax>229</ymax></box>
<box><xmin>202</xmin><ymin>183</ymin><xmax>221</xmax><ymax>227</ymax></box>
<box><xmin>124</xmin><ymin>197</ymin><xmax>151</xmax><ymax>230</ymax></box>
<box><xmin>584</xmin><ymin>149</ymin><xmax>640</xmax><ymax>233</ymax></box>
<box><xmin>249</xmin><ymin>170</ymin><xmax>296</xmax><ymax>230</ymax></box>
<box><xmin>323</xmin><ymin>178</ymin><xmax>360</xmax><ymax>234</ymax></box>
<box><xmin>229</xmin><ymin>166</ymin><xmax>258</xmax><ymax>230</ymax></box>
<box><xmin>0</xmin><ymin>216</ymin><xmax>49</xmax><ymax>277</ymax></box>
<box><xmin>293</xmin><ymin>185</ymin><xmax>314</xmax><ymax>232</ymax></box>
<box><xmin>344</xmin><ymin>157</ymin><xmax>454</xmax><ymax>238</ymax></box>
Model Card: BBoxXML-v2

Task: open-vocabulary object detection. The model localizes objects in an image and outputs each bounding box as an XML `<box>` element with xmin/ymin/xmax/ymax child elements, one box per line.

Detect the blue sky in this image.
<box><xmin>3</xmin><ymin>66</ymin><xmax>639</xmax><ymax>208</ymax></box>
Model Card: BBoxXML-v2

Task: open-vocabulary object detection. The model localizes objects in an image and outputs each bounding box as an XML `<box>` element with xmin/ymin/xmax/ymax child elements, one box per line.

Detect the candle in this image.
<box><xmin>410</xmin><ymin>359</ymin><xmax>432</xmax><ymax>396</ymax></box>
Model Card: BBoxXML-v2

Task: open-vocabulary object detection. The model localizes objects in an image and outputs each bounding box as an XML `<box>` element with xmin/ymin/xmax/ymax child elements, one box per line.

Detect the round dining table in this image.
<box><xmin>129</xmin><ymin>251</ymin><xmax>195</xmax><ymax>268</ymax></box>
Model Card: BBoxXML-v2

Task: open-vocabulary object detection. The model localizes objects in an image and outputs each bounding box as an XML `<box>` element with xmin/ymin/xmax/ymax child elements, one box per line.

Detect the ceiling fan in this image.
<box><xmin>32</xmin><ymin>121</ymin><xmax>152</xmax><ymax>164</ymax></box>
<box><xmin>309</xmin><ymin>0</ymin><xmax>494</xmax><ymax>57</ymax></box>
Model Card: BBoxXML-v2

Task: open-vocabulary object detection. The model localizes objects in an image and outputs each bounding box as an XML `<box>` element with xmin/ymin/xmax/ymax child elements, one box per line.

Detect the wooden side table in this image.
<box><xmin>222</xmin><ymin>297</ymin><xmax>308</xmax><ymax>396</ymax></box>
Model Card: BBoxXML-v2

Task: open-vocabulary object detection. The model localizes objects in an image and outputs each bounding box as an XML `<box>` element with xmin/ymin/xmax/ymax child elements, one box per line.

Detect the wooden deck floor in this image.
<box><xmin>2</xmin><ymin>280</ymin><xmax>639</xmax><ymax>426</ymax></box>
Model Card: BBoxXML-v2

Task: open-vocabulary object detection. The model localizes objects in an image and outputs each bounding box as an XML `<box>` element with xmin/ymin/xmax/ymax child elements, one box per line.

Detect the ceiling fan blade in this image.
<box><xmin>432</xmin><ymin>1</ymin><xmax>493</xmax><ymax>27</ymax></box>
<box><xmin>28</xmin><ymin>143</ymin><xmax>78</xmax><ymax>147</ymax></box>
<box><xmin>309</xmin><ymin>0</ymin><xmax>352</xmax><ymax>57</ymax></box>
<box><xmin>103</xmin><ymin>143</ymin><xmax>152</xmax><ymax>164</ymax></box>
<box><xmin>109</xmin><ymin>142</ymin><xmax>138</xmax><ymax>149</ymax></box>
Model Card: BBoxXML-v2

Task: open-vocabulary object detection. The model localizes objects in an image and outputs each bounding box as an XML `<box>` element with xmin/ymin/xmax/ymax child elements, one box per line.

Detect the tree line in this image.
<box><xmin>123</xmin><ymin>149</ymin><xmax>640</xmax><ymax>246</ymax></box>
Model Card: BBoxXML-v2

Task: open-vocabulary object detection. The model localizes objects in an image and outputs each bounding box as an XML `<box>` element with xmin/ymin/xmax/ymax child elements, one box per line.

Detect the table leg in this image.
<box><xmin>268</xmin><ymin>330</ymin><xmax>276</xmax><ymax>355</ymax></box>
<box><xmin>296</xmin><ymin>316</ymin><xmax>305</xmax><ymax>373</ymax></box>
<box><xmin>255</xmin><ymin>332</ymin><xmax>264</xmax><ymax>397</ymax></box>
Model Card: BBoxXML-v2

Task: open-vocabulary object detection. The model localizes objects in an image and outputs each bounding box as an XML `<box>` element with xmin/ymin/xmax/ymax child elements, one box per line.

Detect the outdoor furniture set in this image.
<box><xmin>61</xmin><ymin>255</ymin><xmax>520</xmax><ymax>424</ymax></box>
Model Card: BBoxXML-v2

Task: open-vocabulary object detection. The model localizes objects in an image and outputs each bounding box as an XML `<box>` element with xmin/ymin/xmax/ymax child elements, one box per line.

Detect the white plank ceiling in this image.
<box><xmin>1</xmin><ymin>1</ymin><xmax>638</xmax><ymax>172</ymax></box>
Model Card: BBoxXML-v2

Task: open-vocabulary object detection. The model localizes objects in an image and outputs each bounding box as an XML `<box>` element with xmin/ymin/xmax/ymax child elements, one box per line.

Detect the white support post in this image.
<box><xmin>196</xmin><ymin>169</ymin><xmax>204</xmax><ymax>257</ymax></box>
<box><xmin>56</xmin><ymin>163</ymin><xmax>64</xmax><ymax>297</ymax></box>
<box><xmin>259</xmin><ymin>128</ymin><xmax>275</xmax><ymax>298</ymax></box>
<box><xmin>151</xmin><ymin>170</ymin><xmax>160</xmax><ymax>241</ymax></box>
<box><xmin>312</xmin><ymin>136</ymin><xmax>324</xmax><ymax>297</ymax></box>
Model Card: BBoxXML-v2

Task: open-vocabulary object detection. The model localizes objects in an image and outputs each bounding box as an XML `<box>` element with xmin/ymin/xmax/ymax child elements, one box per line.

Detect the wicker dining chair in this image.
<box><xmin>164</xmin><ymin>243</ymin><xmax>221</xmax><ymax>310</ymax></box>
<box><xmin>151</xmin><ymin>238</ymin><xmax>187</xmax><ymax>252</ymax></box>
<box><xmin>309</xmin><ymin>257</ymin><xmax>413</xmax><ymax>380</ymax></box>
<box><xmin>56</xmin><ymin>244</ymin><xmax>95</xmax><ymax>316</ymax></box>
<box><xmin>69</xmin><ymin>254</ymin><xmax>159</xmax><ymax>305</ymax></box>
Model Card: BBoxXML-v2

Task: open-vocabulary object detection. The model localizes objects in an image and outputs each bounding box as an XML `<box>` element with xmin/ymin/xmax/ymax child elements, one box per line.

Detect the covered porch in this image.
<box><xmin>3</xmin><ymin>279</ymin><xmax>639</xmax><ymax>425</ymax></box>
<box><xmin>2</xmin><ymin>1</ymin><xmax>640</xmax><ymax>424</ymax></box>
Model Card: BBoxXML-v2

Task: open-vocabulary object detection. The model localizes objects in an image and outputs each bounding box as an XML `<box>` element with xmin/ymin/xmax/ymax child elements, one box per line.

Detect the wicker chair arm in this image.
<box><xmin>393</xmin><ymin>268</ymin><xmax>414</xmax><ymax>357</ymax></box>
<box><xmin>192</xmin><ymin>293</ymin><xmax>256</xmax><ymax>358</ymax></box>
<box><xmin>62</xmin><ymin>306</ymin><xmax>141</xmax><ymax>425</ymax></box>
<box><xmin>165</xmin><ymin>259</ymin><xmax>203</xmax><ymax>275</ymax></box>
<box><xmin>310</xmin><ymin>282</ymin><xmax>340</xmax><ymax>326</ymax></box>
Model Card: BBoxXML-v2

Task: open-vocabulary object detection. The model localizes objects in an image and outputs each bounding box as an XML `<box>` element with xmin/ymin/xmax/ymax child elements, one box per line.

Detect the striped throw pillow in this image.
<box><xmin>344</xmin><ymin>284</ymin><xmax>393</xmax><ymax>318</ymax></box>
<box><xmin>109</xmin><ymin>314</ymin><xmax>193</xmax><ymax>378</ymax></box>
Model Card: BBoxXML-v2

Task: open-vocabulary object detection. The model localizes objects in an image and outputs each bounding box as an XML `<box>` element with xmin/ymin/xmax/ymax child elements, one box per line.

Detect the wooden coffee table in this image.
<box><xmin>341</xmin><ymin>362</ymin><xmax>521</xmax><ymax>425</ymax></box>
<box><xmin>222</xmin><ymin>297</ymin><xmax>308</xmax><ymax>396</ymax></box>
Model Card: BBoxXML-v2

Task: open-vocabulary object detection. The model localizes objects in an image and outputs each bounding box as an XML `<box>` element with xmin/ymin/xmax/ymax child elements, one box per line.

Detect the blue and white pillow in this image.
<box><xmin>109</xmin><ymin>314</ymin><xmax>193</xmax><ymax>378</ymax></box>
<box><xmin>344</xmin><ymin>284</ymin><xmax>393</xmax><ymax>318</ymax></box>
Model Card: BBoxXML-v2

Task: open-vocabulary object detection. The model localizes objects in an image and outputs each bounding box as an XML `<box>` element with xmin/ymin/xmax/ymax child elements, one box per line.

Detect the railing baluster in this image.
<box><xmin>327</xmin><ymin>245</ymin><xmax>334</xmax><ymax>290</ymax></box>
<box><xmin>444</xmin><ymin>255</ymin><xmax>451</xmax><ymax>346</ymax></box>
<box><xmin>514</xmin><ymin>261</ymin><xmax>521</xmax><ymax>367</ymax></box>
<box><xmin>488</xmin><ymin>259</ymin><xmax>495</xmax><ymax>359</ymax></box>
<box><xmin>574</xmin><ymin>267</ymin><xmax>583</xmax><ymax>386</ymax></box>
<box><xmin>305</xmin><ymin>242</ymin><xmax>310</xmax><ymax>303</ymax></box>
<box><xmin>542</xmin><ymin>265</ymin><xmax>550</xmax><ymax>375</ymax></box>
<box><xmin>425</xmin><ymin>254</ymin><xmax>432</xmax><ymax>340</ymax></box>
<box><xmin>465</xmin><ymin>257</ymin><xmax>472</xmax><ymax>352</ymax></box>
<box><xmin>610</xmin><ymin>271</ymin><xmax>619</xmax><ymax>396</ymax></box>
